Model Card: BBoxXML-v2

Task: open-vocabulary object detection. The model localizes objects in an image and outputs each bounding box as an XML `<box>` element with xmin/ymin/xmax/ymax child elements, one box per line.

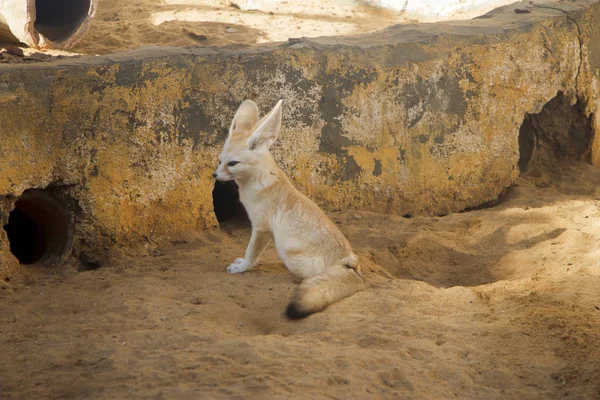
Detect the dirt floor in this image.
<box><xmin>1</xmin><ymin>160</ymin><xmax>599</xmax><ymax>399</ymax></box>
<box><xmin>2</xmin><ymin>0</ymin><xmax>404</xmax><ymax>61</ymax></box>
<box><xmin>70</xmin><ymin>0</ymin><xmax>405</xmax><ymax>55</ymax></box>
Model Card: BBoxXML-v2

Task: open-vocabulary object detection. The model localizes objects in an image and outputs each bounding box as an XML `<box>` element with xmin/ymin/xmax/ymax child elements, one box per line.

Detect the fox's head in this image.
<box><xmin>213</xmin><ymin>99</ymin><xmax>283</xmax><ymax>182</ymax></box>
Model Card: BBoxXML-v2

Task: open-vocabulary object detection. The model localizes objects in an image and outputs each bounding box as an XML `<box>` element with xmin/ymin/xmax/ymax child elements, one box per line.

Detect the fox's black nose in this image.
<box><xmin>212</xmin><ymin>173</ymin><xmax>217</xmax><ymax>178</ymax></box>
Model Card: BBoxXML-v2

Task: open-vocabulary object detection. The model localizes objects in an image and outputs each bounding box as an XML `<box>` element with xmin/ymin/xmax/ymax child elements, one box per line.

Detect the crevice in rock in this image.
<box><xmin>566</xmin><ymin>14</ymin><xmax>584</xmax><ymax>85</ymax></box>
<box><xmin>534</xmin><ymin>5</ymin><xmax>584</xmax><ymax>84</ymax></box>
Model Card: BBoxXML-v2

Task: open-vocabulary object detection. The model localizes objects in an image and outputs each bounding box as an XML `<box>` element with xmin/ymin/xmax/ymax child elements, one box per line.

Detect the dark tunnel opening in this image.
<box><xmin>518</xmin><ymin>91</ymin><xmax>594</xmax><ymax>174</ymax></box>
<box><xmin>212</xmin><ymin>180</ymin><xmax>250</xmax><ymax>227</ymax></box>
<box><xmin>3</xmin><ymin>190</ymin><xmax>72</xmax><ymax>265</ymax></box>
<box><xmin>34</xmin><ymin>0</ymin><xmax>92</xmax><ymax>42</ymax></box>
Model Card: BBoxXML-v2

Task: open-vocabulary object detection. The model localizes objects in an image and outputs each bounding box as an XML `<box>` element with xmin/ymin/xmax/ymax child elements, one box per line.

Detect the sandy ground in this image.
<box><xmin>2</xmin><ymin>0</ymin><xmax>404</xmax><ymax>59</ymax></box>
<box><xmin>1</xmin><ymin>161</ymin><xmax>599</xmax><ymax>399</ymax></box>
<box><xmin>70</xmin><ymin>0</ymin><xmax>405</xmax><ymax>55</ymax></box>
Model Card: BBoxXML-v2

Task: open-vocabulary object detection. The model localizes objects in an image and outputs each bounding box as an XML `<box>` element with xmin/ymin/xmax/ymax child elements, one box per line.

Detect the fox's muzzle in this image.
<box><xmin>212</xmin><ymin>170</ymin><xmax>234</xmax><ymax>182</ymax></box>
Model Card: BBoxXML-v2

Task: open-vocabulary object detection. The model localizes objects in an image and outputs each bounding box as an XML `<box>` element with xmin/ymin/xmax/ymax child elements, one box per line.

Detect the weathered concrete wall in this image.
<box><xmin>0</xmin><ymin>0</ymin><xmax>599</xmax><ymax>275</ymax></box>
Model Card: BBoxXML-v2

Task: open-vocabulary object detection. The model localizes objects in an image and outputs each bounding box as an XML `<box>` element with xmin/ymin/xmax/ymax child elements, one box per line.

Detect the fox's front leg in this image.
<box><xmin>228</xmin><ymin>230</ymin><xmax>271</xmax><ymax>274</ymax></box>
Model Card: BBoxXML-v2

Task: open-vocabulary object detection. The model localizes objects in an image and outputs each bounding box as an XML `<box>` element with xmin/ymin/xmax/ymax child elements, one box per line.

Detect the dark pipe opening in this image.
<box><xmin>212</xmin><ymin>181</ymin><xmax>249</xmax><ymax>227</ymax></box>
<box><xmin>3</xmin><ymin>190</ymin><xmax>72</xmax><ymax>265</ymax></box>
<box><xmin>34</xmin><ymin>0</ymin><xmax>91</xmax><ymax>42</ymax></box>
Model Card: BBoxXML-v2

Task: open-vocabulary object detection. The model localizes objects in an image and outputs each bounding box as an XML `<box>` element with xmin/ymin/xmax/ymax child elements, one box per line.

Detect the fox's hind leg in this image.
<box><xmin>228</xmin><ymin>230</ymin><xmax>271</xmax><ymax>273</ymax></box>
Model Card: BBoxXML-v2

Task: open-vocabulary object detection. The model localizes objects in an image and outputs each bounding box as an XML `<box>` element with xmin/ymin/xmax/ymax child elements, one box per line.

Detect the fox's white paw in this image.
<box><xmin>227</xmin><ymin>258</ymin><xmax>251</xmax><ymax>274</ymax></box>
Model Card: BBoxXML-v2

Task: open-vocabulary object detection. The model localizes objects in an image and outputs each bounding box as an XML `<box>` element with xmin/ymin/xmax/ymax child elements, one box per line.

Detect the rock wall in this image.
<box><xmin>0</xmin><ymin>0</ymin><xmax>599</xmax><ymax>275</ymax></box>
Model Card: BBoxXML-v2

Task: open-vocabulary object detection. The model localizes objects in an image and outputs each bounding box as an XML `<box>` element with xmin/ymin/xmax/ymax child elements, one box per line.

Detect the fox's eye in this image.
<box><xmin>228</xmin><ymin>161</ymin><xmax>240</xmax><ymax>167</ymax></box>
<box><xmin>218</xmin><ymin>160</ymin><xmax>221</xmax><ymax>165</ymax></box>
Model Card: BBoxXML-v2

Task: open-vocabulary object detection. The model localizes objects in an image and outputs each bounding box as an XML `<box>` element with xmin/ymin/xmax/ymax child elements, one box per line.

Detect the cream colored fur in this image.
<box><xmin>213</xmin><ymin>99</ymin><xmax>365</xmax><ymax>319</ymax></box>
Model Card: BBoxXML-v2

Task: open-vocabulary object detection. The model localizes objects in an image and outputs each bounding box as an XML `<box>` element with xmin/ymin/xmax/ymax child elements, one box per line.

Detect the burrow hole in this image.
<box><xmin>518</xmin><ymin>91</ymin><xmax>594</xmax><ymax>174</ymax></box>
<box><xmin>3</xmin><ymin>189</ymin><xmax>72</xmax><ymax>265</ymax></box>
<box><xmin>212</xmin><ymin>181</ymin><xmax>250</xmax><ymax>228</ymax></box>
<box><xmin>34</xmin><ymin>0</ymin><xmax>92</xmax><ymax>43</ymax></box>
<box><xmin>456</xmin><ymin>91</ymin><xmax>594</xmax><ymax>214</ymax></box>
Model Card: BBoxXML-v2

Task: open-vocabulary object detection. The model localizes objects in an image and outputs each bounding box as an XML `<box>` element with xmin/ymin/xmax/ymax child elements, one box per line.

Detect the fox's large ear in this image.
<box><xmin>247</xmin><ymin>100</ymin><xmax>283</xmax><ymax>150</ymax></box>
<box><xmin>228</xmin><ymin>100</ymin><xmax>260</xmax><ymax>139</ymax></box>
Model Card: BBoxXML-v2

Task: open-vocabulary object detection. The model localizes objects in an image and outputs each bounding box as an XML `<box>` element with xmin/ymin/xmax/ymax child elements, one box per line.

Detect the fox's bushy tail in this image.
<box><xmin>285</xmin><ymin>259</ymin><xmax>366</xmax><ymax>320</ymax></box>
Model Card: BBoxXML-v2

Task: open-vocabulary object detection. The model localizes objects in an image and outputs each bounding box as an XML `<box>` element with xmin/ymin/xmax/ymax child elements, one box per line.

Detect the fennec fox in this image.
<box><xmin>213</xmin><ymin>99</ymin><xmax>365</xmax><ymax>319</ymax></box>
